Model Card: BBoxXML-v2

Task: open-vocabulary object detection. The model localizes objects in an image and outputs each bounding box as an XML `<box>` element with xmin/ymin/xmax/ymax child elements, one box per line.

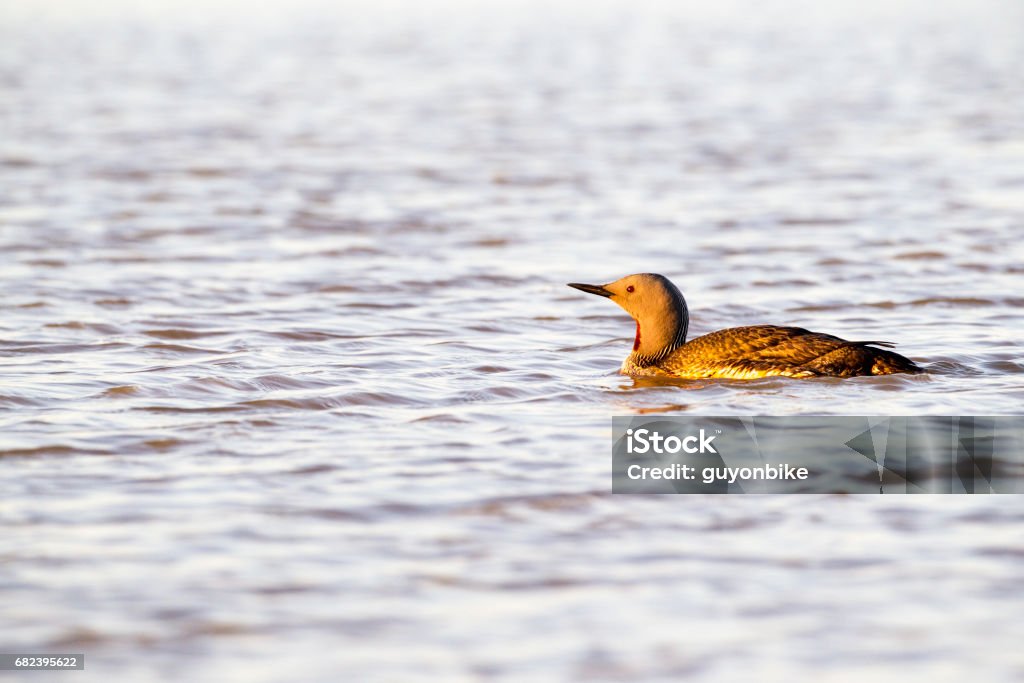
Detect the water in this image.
<box><xmin>2</xmin><ymin>0</ymin><xmax>1024</xmax><ymax>680</ymax></box>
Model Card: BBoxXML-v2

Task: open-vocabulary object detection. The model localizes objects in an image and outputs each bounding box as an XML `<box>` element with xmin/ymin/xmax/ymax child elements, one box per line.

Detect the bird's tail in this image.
<box><xmin>850</xmin><ymin>340</ymin><xmax>897</xmax><ymax>349</ymax></box>
<box><xmin>868</xmin><ymin>347</ymin><xmax>924</xmax><ymax>375</ymax></box>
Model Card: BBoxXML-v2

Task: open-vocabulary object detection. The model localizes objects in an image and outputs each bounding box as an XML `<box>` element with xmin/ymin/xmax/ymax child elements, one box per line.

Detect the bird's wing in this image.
<box><xmin>658</xmin><ymin>326</ymin><xmax>917</xmax><ymax>379</ymax></box>
<box><xmin>679</xmin><ymin>325</ymin><xmax>849</xmax><ymax>361</ymax></box>
<box><xmin>660</xmin><ymin>325</ymin><xmax>868</xmax><ymax>376</ymax></box>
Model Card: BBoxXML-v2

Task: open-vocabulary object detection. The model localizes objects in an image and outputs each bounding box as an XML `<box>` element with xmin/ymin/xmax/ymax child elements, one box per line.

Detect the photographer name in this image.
<box><xmin>626</xmin><ymin>463</ymin><xmax>810</xmax><ymax>485</ymax></box>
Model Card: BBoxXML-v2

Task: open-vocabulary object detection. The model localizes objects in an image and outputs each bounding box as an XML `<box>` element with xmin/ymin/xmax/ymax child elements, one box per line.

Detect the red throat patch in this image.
<box><xmin>633</xmin><ymin>320</ymin><xmax>641</xmax><ymax>351</ymax></box>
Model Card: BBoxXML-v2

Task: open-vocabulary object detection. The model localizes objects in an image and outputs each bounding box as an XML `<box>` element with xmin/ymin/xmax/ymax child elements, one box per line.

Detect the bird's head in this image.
<box><xmin>567</xmin><ymin>273</ymin><xmax>689</xmax><ymax>361</ymax></box>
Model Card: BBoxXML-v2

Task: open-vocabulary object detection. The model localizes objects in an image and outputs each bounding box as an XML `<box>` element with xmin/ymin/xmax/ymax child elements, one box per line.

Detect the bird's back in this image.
<box><xmin>651</xmin><ymin>325</ymin><xmax>921</xmax><ymax>379</ymax></box>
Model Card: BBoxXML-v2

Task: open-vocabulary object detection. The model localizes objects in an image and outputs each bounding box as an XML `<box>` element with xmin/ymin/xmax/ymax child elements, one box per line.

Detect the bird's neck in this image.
<box><xmin>632</xmin><ymin>307</ymin><xmax>688</xmax><ymax>366</ymax></box>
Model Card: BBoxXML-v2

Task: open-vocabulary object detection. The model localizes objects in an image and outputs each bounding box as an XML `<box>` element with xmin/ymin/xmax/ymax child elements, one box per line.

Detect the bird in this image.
<box><xmin>567</xmin><ymin>273</ymin><xmax>923</xmax><ymax>379</ymax></box>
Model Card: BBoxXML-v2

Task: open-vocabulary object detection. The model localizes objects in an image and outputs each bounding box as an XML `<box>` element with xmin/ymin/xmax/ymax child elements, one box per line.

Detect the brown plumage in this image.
<box><xmin>656</xmin><ymin>325</ymin><xmax>920</xmax><ymax>378</ymax></box>
<box><xmin>567</xmin><ymin>274</ymin><xmax>923</xmax><ymax>379</ymax></box>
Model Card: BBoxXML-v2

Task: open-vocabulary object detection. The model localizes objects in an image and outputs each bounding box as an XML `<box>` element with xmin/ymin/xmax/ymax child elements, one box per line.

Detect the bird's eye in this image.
<box><xmin>626</xmin><ymin>285</ymin><xmax>635</xmax><ymax>293</ymax></box>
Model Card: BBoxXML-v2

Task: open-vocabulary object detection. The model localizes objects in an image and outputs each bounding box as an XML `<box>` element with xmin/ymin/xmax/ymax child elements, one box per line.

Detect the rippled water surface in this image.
<box><xmin>2</xmin><ymin>0</ymin><xmax>1024</xmax><ymax>680</ymax></box>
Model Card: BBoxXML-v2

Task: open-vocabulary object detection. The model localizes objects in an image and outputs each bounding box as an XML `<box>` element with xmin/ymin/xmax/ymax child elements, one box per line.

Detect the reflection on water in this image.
<box><xmin>2</xmin><ymin>0</ymin><xmax>1024</xmax><ymax>680</ymax></box>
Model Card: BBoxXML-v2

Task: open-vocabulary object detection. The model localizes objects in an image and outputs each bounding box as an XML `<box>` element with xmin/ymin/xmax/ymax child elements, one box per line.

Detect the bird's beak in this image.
<box><xmin>567</xmin><ymin>282</ymin><xmax>613</xmax><ymax>298</ymax></box>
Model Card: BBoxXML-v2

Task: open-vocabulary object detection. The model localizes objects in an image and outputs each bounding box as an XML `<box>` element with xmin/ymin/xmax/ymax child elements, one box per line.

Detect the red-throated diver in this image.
<box><xmin>567</xmin><ymin>273</ymin><xmax>922</xmax><ymax>378</ymax></box>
